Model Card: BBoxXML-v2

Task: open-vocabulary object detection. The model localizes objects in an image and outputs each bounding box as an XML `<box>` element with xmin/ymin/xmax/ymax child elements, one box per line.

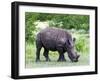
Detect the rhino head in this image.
<box><xmin>65</xmin><ymin>38</ymin><xmax>80</xmax><ymax>62</ymax></box>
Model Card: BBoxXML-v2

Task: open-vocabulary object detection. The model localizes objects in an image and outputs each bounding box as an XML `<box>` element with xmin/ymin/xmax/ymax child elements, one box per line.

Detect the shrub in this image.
<box><xmin>75</xmin><ymin>36</ymin><xmax>89</xmax><ymax>54</ymax></box>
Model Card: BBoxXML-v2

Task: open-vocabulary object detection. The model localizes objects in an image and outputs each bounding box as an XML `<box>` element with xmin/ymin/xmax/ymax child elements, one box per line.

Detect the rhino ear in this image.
<box><xmin>73</xmin><ymin>38</ymin><xmax>76</xmax><ymax>43</ymax></box>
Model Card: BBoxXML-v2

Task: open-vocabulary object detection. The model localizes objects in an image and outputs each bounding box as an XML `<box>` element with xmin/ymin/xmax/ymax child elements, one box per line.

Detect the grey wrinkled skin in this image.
<box><xmin>36</xmin><ymin>27</ymin><xmax>80</xmax><ymax>62</ymax></box>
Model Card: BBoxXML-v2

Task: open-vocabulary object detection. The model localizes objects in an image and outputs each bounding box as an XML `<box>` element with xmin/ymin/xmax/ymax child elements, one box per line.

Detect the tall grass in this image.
<box><xmin>25</xmin><ymin>32</ymin><xmax>90</xmax><ymax>68</ymax></box>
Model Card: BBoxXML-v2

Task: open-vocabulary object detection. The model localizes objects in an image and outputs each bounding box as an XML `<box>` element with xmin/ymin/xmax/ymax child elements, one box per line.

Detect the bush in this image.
<box><xmin>75</xmin><ymin>36</ymin><xmax>89</xmax><ymax>53</ymax></box>
<box><xmin>25</xmin><ymin>12</ymin><xmax>89</xmax><ymax>44</ymax></box>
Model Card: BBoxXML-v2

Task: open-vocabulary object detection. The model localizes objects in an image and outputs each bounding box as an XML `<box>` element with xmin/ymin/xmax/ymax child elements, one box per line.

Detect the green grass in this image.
<box><xmin>25</xmin><ymin>33</ymin><xmax>90</xmax><ymax>68</ymax></box>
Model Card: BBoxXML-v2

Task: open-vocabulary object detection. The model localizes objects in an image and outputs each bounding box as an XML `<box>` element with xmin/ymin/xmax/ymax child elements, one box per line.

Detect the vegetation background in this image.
<box><xmin>25</xmin><ymin>12</ymin><xmax>90</xmax><ymax>68</ymax></box>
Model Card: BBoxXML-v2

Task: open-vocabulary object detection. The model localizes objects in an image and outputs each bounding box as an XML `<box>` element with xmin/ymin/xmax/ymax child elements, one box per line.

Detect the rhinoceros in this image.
<box><xmin>35</xmin><ymin>27</ymin><xmax>80</xmax><ymax>62</ymax></box>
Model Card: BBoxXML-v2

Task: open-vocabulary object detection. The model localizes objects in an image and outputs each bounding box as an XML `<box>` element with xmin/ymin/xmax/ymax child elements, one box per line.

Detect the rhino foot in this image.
<box><xmin>57</xmin><ymin>58</ymin><xmax>66</xmax><ymax>62</ymax></box>
<box><xmin>46</xmin><ymin>58</ymin><xmax>51</xmax><ymax>62</ymax></box>
<box><xmin>35</xmin><ymin>59</ymin><xmax>40</xmax><ymax>62</ymax></box>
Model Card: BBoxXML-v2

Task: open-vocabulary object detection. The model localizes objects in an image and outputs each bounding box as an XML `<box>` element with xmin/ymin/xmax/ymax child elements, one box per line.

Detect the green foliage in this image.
<box><xmin>75</xmin><ymin>35</ymin><xmax>89</xmax><ymax>53</ymax></box>
<box><xmin>48</xmin><ymin>15</ymin><xmax>89</xmax><ymax>31</ymax></box>
<box><xmin>25</xmin><ymin>12</ymin><xmax>89</xmax><ymax>44</ymax></box>
<box><xmin>25</xmin><ymin>12</ymin><xmax>39</xmax><ymax>44</ymax></box>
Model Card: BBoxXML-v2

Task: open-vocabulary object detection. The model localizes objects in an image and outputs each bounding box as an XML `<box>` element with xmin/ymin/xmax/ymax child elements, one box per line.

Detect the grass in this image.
<box><xmin>25</xmin><ymin>32</ymin><xmax>90</xmax><ymax>68</ymax></box>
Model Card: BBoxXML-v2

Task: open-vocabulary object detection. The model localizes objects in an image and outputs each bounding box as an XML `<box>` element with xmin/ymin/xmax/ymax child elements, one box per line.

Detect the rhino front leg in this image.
<box><xmin>58</xmin><ymin>54</ymin><xmax>66</xmax><ymax>62</ymax></box>
<box><xmin>57</xmin><ymin>47</ymin><xmax>66</xmax><ymax>61</ymax></box>
<box><xmin>43</xmin><ymin>48</ymin><xmax>50</xmax><ymax>61</ymax></box>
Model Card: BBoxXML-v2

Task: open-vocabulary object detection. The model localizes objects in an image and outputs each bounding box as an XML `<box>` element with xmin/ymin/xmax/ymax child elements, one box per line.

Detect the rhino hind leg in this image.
<box><xmin>57</xmin><ymin>48</ymin><xmax>66</xmax><ymax>61</ymax></box>
<box><xmin>36</xmin><ymin>39</ymin><xmax>42</xmax><ymax>62</ymax></box>
<box><xmin>43</xmin><ymin>48</ymin><xmax>50</xmax><ymax>61</ymax></box>
<box><xmin>36</xmin><ymin>47</ymin><xmax>42</xmax><ymax>62</ymax></box>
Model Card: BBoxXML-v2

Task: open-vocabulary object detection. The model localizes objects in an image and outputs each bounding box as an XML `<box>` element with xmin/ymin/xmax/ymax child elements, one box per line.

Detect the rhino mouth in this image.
<box><xmin>68</xmin><ymin>54</ymin><xmax>80</xmax><ymax>62</ymax></box>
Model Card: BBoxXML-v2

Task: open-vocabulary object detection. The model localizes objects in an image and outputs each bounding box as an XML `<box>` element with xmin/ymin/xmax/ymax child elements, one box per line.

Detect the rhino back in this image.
<box><xmin>37</xmin><ymin>28</ymin><xmax>71</xmax><ymax>51</ymax></box>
